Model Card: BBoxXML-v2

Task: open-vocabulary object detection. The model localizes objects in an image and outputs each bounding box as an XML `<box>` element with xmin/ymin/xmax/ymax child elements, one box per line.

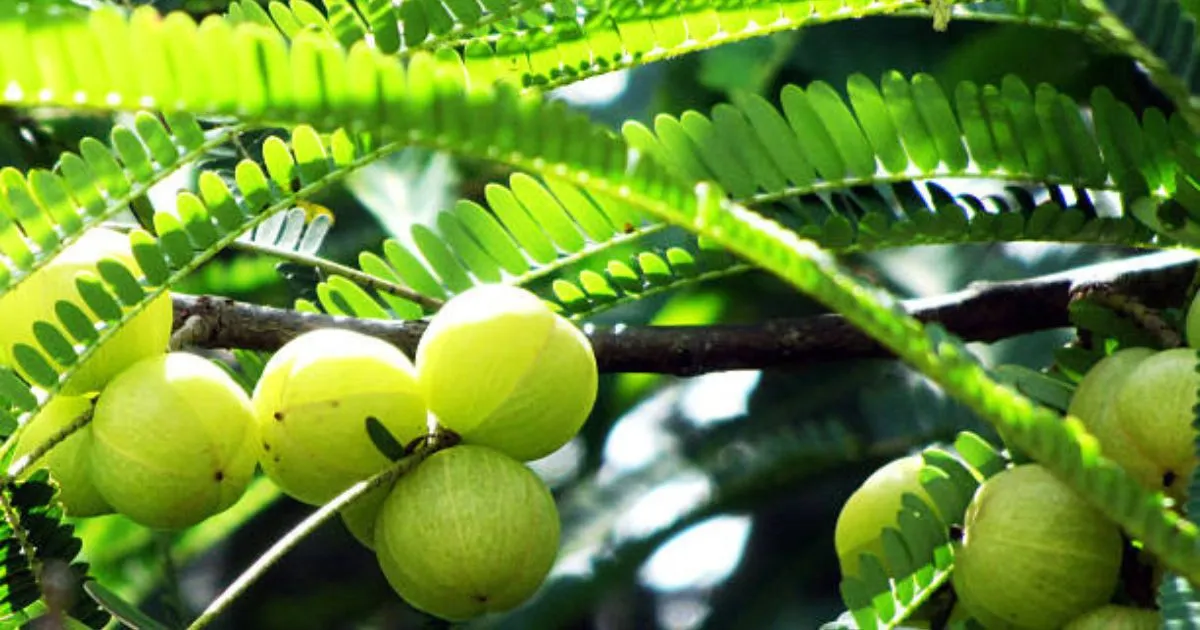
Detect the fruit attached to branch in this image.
<box><xmin>374</xmin><ymin>445</ymin><xmax>560</xmax><ymax>621</ymax></box>
<box><xmin>952</xmin><ymin>465</ymin><xmax>1122</xmax><ymax>629</ymax></box>
<box><xmin>416</xmin><ymin>285</ymin><xmax>597</xmax><ymax>461</ymax></box>
<box><xmin>89</xmin><ymin>353</ymin><xmax>257</xmax><ymax>529</ymax></box>
<box><xmin>1063</xmin><ymin>605</ymin><xmax>1158</xmax><ymax>629</ymax></box>
<box><xmin>834</xmin><ymin>454</ymin><xmax>940</xmax><ymax>578</ymax></box>
<box><xmin>252</xmin><ymin>328</ymin><xmax>428</xmax><ymax>506</ymax></box>
<box><xmin>0</xmin><ymin>228</ymin><xmax>172</xmax><ymax>394</ymax></box>
<box><xmin>1112</xmin><ymin>348</ymin><xmax>1200</xmax><ymax>502</ymax></box>
<box><xmin>11</xmin><ymin>395</ymin><xmax>110</xmax><ymax>517</ymax></box>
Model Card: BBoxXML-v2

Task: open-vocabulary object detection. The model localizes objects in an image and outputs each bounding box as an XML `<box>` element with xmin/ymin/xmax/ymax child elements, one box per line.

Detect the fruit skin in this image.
<box><xmin>0</xmin><ymin>228</ymin><xmax>172</xmax><ymax>394</ymax></box>
<box><xmin>1113</xmin><ymin>348</ymin><xmax>1200</xmax><ymax>501</ymax></box>
<box><xmin>1068</xmin><ymin>348</ymin><xmax>1164</xmax><ymax>494</ymax></box>
<box><xmin>253</xmin><ymin>328</ymin><xmax>428</xmax><ymax>506</ymax></box>
<box><xmin>11</xmin><ymin>395</ymin><xmax>111</xmax><ymax>517</ymax></box>
<box><xmin>375</xmin><ymin>445</ymin><xmax>560</xmax><ymax>621</ymax></box>
<box><xmin>1063</xmin><ymin>605</ymin><xmax>1158</xmax><ymax>629</ymax></box>
<box><xmin>89</xmin><ymin>353</ymin><xmax>258</xmax><ymax>529</ymax></box>
<box><xmin>834</xmin><ymin>455</ymin><xmax>940</xmax><ymax>578</ymax></box>
<box><xmin>339</xmin><ymin>481</ymin><xmax>391</xmax><ymax>549</ymax></box>
<box><xmin>952</xmin><ymin>465</ymin><xmax>1122</xmax><ymax>630</ymax></box>
<box><xmin>416</xmin><ymin>285</ymin><xmax>597</xmax><ymax>462</ymax></box>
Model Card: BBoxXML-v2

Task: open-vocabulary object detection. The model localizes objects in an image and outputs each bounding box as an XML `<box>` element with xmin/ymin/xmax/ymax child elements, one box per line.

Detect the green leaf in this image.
<box><xmin>365</xmin><ymin>416</ymin><xmax>408</xmax><ymax>462</ymax></box>
<box><xmin>83</xmin><ymin>582</ymin><xmax>172</xmax><ymax>630</ymax></box>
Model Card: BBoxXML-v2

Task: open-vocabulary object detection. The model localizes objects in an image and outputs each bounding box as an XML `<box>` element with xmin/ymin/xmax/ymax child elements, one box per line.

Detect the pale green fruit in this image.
<box><xmin>11</xmin><ymin>395</ymin><xmax>111</xmax><ymax>517</ymax></box>
<box><xmin>339</xmin><ymin>481</ymin><xmax>391</xmax><ymax>549</ymax></box>
<box><xmin>253</xmin><ymin>328</ymin><xmax>427</xmax><ymax>505</ymax></box>
<box><xmin>945</xmin><ymin>602</ymin><xmax>973</xmax><ymax>628</ymax></box>
<box><xmin>0</xmin><ymin>228</ymin><xmax>172</xmax><ymax>394</ymax></box>
<box><xmin>416</xmin><ymin>285</ymin><xmax>597</xmax><ymax>462</ymax></box>
<box><xmin>1068</xmin><ymin>348</ymin><xmax>1163</xmax><ymax>493</ymax></box>
<box><xmin>953</xmin><ymin>465</ymin><xmax>1122</xmax><ymax>630</ymax></box>
<box><xmin>1063</xmin><ymin>605</ymin><xmax>1158</xmax><ymax>629</ymax></box>
<box><xmin>1114</xmin><ymin>348</ymin><xmax>1200</xmax><ymax>501</ymax></box>
<box><xmin>834</xmin><ymin>455</ymin><xmax>940</xmax><ymax>578</ymax></box>
<box><xmin>375</xmin><ymin>445</ymin><xmax>560</xmax><ymax>621</ymax></box>
<box><xmin>90</xmin><ymin>353</ymin><xmax>257</xmax><ymax>529</ymax></box>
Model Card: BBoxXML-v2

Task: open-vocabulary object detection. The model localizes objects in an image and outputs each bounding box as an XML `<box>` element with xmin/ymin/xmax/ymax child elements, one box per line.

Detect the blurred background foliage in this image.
<box><xmin>13</xmin><ymin>1</ymin><xmax>1170</xmax><ymax>628</ymax></box>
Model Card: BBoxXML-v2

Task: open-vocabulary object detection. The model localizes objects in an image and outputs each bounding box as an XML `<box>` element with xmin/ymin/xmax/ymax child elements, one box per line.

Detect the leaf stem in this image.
<box><xmin>4</xmin><ymin>405</ymin><xmax>94</xmax><ymax>482</ymax></box>
<box><xmin>224</xmin><ymin>238</ymin><xmax>444</xmax><ymax>311</ymax></box>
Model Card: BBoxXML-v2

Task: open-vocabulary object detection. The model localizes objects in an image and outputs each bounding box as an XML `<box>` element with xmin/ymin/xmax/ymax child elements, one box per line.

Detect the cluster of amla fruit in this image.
<box><xmin>1</xmin><ymin>228</ymin><xmax>600</xmax><ymax>621</ymax></box>
<box><xmin>253</xmin><ymin>284</ymin><xmax>597</xmax><ymax>620</ymax></box>
<box><xmin>832</xmin><ymin>335</ymin><xmax>1200</xmax><ymax>628</ymax></box>
<box><xmin>835</xmin><ymin>457</ymin><xmax>1156</xmax><ymax>629</ymax></box>
<box><xmin>2</xmin><ymin>227</ymin><xmax>254</xmax><ymax>530</ymax></box>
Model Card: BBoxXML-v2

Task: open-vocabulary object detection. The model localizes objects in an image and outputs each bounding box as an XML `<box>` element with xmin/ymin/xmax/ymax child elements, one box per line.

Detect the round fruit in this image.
<box><xmin>89</xmin><ymin>353</ymin><xmax>257</xmax><ymax>529</ymax></box>
<box><xmin>375</xmin><ymin>445</ymin><xmax>560</xmax><ymax>621</ymax></box>
<box><xmin>1113</xmin><ymin>348</ymin><xmax>1200</xmax><ymax>501</ymax></box>
<box><xmin>416</xmin><ymin>285</ymin><xmax>597</xmax><ymax>462</ymax></box>
<box><xmin>253</xmin><ymin>328</ymin><xmax>428</xmax><ymax>506</ymax></box>
<box><xmin>952</xmin><ymin>465</ymin><xmax>1122</xmax><ymax>630</ymax></box>
<box><xmin>1064</xmin><ymin>605</ymin><xmax>1158</xmax><ymax>629</ymax></box>
<box><xmin>339</xmin><ymin>481</ymin><xmax>391</xmax><ymax>549</ymax></box>
<box><xmin>1068</xmin><ymin>348</ymin><xmax>1163</xmax><ymax>493</ymax></box>
<box><xmin>0</xmin><ymin>228</ymin><xmax>172</xmax><ymax>394</ymax></box>
<box><xmin>834</xmin><ymin>454</ymin><xmax>940</xmax><ymax>578</ymax></box>
<box><xmin>11</xmin><ymin>395</ymin><xmax>111</xmax><ymax>517</ymax></box>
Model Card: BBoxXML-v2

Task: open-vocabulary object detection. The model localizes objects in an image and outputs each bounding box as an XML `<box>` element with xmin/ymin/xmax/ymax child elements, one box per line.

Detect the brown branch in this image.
<box><xmin>171</xmin><ymin>251</ymin><xmax>1200</xmax><ymax>376</ymax></box>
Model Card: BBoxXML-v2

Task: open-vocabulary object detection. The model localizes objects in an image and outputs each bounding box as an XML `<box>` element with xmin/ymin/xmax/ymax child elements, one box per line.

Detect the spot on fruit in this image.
<box><xmin>473</xmin><ymin>594</ymin><xmax>489</xmax><ymax>603</ymax></box>
<box><xmin>214</xmin><ymin>471</ymin><xmax>224</xmax><ymax>482</ymax></box>
<box><xmin>274</xmin><ymin>411</ymin><xmax>284</xmax><ymax>421</ymax></box>
<box><xmin>330</xmin><ymin>400</ymin><xmax>340</xmax><ymax>408</ymax></box>
<box><xmin>263</xmin><ymin>443</ymin><xmax>271</xmax><ymax>451</ymax></box>
<box><xmin>1164</xmin><ymin>471</ymin><xmax>1177</xmax><ymax>487</ymax></box>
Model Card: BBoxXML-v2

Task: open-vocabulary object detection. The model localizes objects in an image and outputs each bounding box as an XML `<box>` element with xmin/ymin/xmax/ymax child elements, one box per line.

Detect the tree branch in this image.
<box><xmin>171</xmin><ymin>250</ymin><xmax>1200</xmax><ymax>376</ymax></box>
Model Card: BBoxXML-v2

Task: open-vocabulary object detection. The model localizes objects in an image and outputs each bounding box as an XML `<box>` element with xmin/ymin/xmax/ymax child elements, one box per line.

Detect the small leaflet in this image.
<box><xmin>930</xmin><ymin>0</ymin><xmax>951</xmax><ymax>32</ymax></box>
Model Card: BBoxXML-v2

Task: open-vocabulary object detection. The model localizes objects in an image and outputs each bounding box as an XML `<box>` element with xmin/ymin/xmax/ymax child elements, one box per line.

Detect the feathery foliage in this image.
<box><xmin>0</xmin><ymin>0</ymin><xmax>1198</xmax><ymax>626</ymax></box>
<box><xmin>0</xmin><ymin>471</ymin><xmax>108</xmax><ymax>628</ymax></box>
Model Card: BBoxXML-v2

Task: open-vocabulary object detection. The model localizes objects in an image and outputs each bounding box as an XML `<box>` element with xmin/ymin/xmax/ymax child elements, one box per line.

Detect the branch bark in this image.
<box><xmin>171</xmin><ymin>250</ymin><xmax>1200</xmax><ymax>376</ymax></box>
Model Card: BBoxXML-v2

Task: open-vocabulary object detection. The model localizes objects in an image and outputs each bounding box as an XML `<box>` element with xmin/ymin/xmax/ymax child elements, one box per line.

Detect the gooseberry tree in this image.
<box><xmin>1</xmin><ymin>0</ymin><xmax>1200</xmax><ymax>628</ymax></box>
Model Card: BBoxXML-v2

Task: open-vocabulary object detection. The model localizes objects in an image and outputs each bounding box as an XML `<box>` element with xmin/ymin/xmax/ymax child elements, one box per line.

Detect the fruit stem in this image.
<box><xmin>3</xmin><ymin>405</ymin><xmax>94</xmax><ymax>483</ymax></box>
<box><xmin>1069</xmin><ymin>285</ymin><xmax>1182</xmax><ymax>349</ymax></box>
<box><xmin>185</xmin><ymin>429</ymin><xmax>457</xmax><ymax>630</ymax></box>
<box><xmin>169</xmin><ymin>315</ymin><xmax>210</xmax><ymax>351</ymax></box>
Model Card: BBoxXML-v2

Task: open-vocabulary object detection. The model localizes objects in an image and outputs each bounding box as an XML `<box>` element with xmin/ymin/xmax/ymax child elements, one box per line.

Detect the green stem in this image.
<box><xmin>223</xmin><ymin>238</ymin><xmax>444</xmax><ymax>311</ymax></box>
<box><xmin>3</xmin><ymin>406</ymin><xmax>94</xmax><ymax>483</ymax></box>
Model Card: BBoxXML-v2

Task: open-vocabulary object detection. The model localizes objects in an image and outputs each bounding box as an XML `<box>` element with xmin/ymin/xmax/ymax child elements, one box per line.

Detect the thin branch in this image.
<box><xmin>5</xmin><ymin>407</ymin><xmax>94</xmax><ymax>481</ymax></box>
<box><xmin>224</xmin><ymin>238</ymin><xmax>445</xmax><ymax>311</ymax></box>
<box><xmin>171</xmin><ymin>250</ymin><xmax>1200</xmax><ymax>376</ymax></box>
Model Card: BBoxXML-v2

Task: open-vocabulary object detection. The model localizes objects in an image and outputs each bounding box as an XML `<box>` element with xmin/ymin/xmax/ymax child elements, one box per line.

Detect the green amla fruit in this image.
<box><xmin>953</xmin><ymin>465</ymin><xmax>1122</xmax><ymax>630</ymax></box>
<box><xmin>416</xmin><ymin>285</ymin><xmax>598</xmax><ymax>462</ymax></box>
<box><xmin>90</xmin><ymin>353</ymin><xmax>257</xmax><ymax>529</ymax></box>
<box><xmin>0</xmin><ymin>228</ymin><xmax>172</xmax><ymax>394</ymax></box>
<box><xmin>253</xmin><ymin>328</ymin><xmax>428</xmax><ymax>506</ymax></box>
<box><xmin>1113</xmin><ymin>348</ymin><xmax>1200</xmax><ymax>501</ymax></box>
<box><xmin>339</xmin><ymin>481</ymin><xmax>391</xmax><ymax>549</ymax></box>
<box><xmin>834</xmin><ymin>454</ymin><xmax>941</xmax><ymax>578</ymax></box>
<box><xmin>11</xmin><ymin>395</ymin><xmax>111</xmax><ymax>517</ymax></box>
<box><xmin>375</xmin><ymin>445</ymin><xmax>560</xmax><ymax>621</ymax></box>
<box><xmin>1067</xmin><ymin>348</ymin><xmax>1166</xmax><ymax>495</ymax></box>
<box><xmin>1063</xmin><ymin>605</ymin><xmax>1159</xmax><ymax>629</ymax></box>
